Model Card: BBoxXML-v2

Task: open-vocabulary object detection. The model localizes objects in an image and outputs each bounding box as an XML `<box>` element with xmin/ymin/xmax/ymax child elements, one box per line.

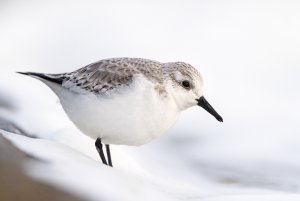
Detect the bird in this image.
<box><xmin>18</xmin><ymin>57</ymin><xmax>223</xmax><ymax>167</ymax></box>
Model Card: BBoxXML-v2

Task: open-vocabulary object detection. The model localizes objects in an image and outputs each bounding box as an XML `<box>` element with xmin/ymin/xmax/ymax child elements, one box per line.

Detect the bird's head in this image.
<box><xmin>163</xmin><ymin>62</ymin><xmax>223</xmax><ymax>122</ymax></box>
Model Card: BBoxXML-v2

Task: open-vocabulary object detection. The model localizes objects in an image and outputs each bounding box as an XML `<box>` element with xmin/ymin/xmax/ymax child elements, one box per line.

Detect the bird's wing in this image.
<box><xmin>18</xmin><ymin>58</ymin><xmax>164</xmax><ymax>95</ymax></box>
<box><xmin>60</xmin><ymin>58</ymin><xmax>163</xmax><ymax>94</ymax></box>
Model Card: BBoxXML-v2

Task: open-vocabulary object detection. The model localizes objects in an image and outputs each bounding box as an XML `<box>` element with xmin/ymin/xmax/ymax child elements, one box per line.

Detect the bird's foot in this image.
<box><xmin>95</xmin><ymin>138</ymin><xmax>113</xmax><ymax>167</ymax></box>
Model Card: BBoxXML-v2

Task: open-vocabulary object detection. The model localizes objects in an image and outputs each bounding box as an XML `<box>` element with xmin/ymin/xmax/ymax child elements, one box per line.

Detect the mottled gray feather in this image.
<box><xmin>58</xmin><ymin>58</ymin><xmax>164</xmax><ymax>94</ymax></box>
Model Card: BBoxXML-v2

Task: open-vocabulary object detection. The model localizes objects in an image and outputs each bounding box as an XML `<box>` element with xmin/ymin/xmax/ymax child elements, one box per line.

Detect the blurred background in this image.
<box><xmin>1</xmin><ymin>0</ymin><xmax>300</xmax><ymax>198</ymax></box>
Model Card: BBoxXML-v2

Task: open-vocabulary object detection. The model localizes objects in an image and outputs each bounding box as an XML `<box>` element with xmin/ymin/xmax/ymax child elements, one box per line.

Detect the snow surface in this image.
<box><xmin>2</xmin><ymin>129</ymin><xmax>300</xmax><ymax>201</ymax></box>
<box><xmin>1</xmin><ymin>0</ymin><xmax>300</xmax><ymax>200</ymax></box>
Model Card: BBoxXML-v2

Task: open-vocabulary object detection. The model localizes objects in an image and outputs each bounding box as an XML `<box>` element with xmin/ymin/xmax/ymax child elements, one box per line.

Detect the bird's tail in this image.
<box><xmin>17</xmin><ymin>72</ymin><xmax>64</xmax><ymax>84</ymax></box>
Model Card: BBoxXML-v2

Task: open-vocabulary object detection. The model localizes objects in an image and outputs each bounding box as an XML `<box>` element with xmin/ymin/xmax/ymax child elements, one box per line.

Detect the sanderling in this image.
<box><xmin>18</xmin><ymin>58</ymin><xmax>222</xmax><ymax>167</ymax></box>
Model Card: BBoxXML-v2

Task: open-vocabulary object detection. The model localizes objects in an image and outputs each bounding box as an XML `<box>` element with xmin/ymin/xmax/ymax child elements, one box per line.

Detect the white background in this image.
<box><xmin>1</xmin><ymin>0</ymin><xmax>300</xmax><ymax>200</ymax></box>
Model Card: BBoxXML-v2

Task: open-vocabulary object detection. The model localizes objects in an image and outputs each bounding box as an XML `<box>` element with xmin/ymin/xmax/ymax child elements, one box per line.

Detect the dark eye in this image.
<box><xmin>181</xmin><ymin>80</ymin><xmax>191</xmax><ymax>89</ymax></box>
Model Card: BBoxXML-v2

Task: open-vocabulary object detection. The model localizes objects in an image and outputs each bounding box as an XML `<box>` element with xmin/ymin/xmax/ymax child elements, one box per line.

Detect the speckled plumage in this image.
<box><xmin>49</xmin><ymin>58</ymin><xmax>162</xmax><ymax>94</ymax></box>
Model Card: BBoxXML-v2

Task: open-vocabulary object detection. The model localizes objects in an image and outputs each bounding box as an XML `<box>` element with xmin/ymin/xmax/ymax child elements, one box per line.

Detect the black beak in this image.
<box><xmin>197</xmin><ymin>96</ymin><xmax>223</xmax><ymax>122</ymax></box>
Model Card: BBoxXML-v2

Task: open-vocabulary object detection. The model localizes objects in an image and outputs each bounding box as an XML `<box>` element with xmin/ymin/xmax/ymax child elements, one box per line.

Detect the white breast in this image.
<box><xmin>45</xmin><ymin>76</ymin><xmax>180</xmax><ymax>146</ymax></box>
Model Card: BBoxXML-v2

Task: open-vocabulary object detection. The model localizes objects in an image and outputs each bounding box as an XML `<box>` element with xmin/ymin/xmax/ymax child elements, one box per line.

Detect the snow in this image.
<box><xmin>2</xmin><ymin>129</ymin><xmax>300</xmax><ymax>201</ymax></box>
<box><xmin>1</xmin><ymin>0</ymin><xmax>300</xmax><ymax>200</ymax></box>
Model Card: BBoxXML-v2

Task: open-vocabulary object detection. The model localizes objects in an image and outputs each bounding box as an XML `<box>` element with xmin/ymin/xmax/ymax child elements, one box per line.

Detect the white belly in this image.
<box><xmin>47</xmin><ymin>78</ymin><xmax>179</xmax><ymax>145</ymax></box>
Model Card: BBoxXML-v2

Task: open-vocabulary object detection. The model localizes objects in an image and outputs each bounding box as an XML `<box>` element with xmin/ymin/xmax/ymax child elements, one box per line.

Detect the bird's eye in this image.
<box><xmin>181</xmin><ymin>80</ymin><xmax>191</xmax><ymax>89</ymax></box>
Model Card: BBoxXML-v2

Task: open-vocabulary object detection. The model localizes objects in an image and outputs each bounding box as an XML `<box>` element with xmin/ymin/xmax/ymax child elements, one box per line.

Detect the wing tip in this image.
<box><xmin>16</xmin><ymin>71</ymin><xmax>63</xmax><ymax>85</ymax></box>
<box><xmin>17</xmin><ymin>71</ymin><xmax>31</xmax><ymax>75</ymax></box>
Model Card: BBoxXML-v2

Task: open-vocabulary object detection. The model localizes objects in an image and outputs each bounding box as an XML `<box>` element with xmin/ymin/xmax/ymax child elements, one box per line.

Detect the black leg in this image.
<box><xmin>105</xmin><ymin>144</ymin><xmax>113</xmax><ymax>167</ymax></box>
<box><xmin>95</xmin><ymin>138</ymin><xmax>107</xmax><ymax>165</ymax></box>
